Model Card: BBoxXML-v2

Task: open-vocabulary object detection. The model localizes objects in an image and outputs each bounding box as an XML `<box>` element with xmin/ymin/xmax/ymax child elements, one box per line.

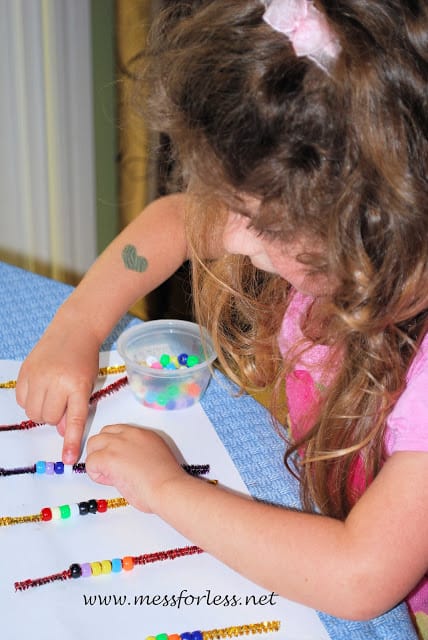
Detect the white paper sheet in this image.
<box><xmin>0</xmin><ymin>354</ymin><xmax>329</xmax><ymax>639</ymax></box>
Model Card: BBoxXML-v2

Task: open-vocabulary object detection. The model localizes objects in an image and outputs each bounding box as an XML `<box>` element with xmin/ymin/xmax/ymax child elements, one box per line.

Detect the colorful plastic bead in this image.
<box><xmin>41</xmin><ymin>507</ymin><xmax>52</xmax><ymax>521</ymax></box>
<box><xmin>90</xmin><ymin>562</ymin><xmax>102</xmax><ymax>576</ymax></box>
<box><xmin>96</xmin><ymin>499</ymin><xmax>108</xmax><ymax>513</ymax></box>
<box><xmin>180</xmin><ymin>634</ymin><xmax>192</xmax><ymax>640</ymax></box>
<box><xmin>186</xmin><ymin>382</ymin><xmax>201</xmax><ymax>397</ymax></box>
<box><xmin>156</xmin><ymin>634</ymin><xmax>168</xmax><ymax>640</ymax></box>
<box><xmin>59</xmin><ymin>504</ymin><xmax>71</xmax><ymax>519</ymax></box>
<box><xmin>159</xmin><ymin>354</ymin><xmax>170</xmax><ymax>367</ymax></box>
<box><xmin>78</xmin><ymin>501</ymin><xmax>89</xmax><ymax>515</ymax></box>
<box><xmin>35</xmin><ymin>460</ymin><xmax>46</xmax><ymax>474</ymax></box>
<box><xmin>101</xmin><ymin>560</ymin><xmax>112</xmax><ymax>574</ymax></box>
<box><xmin>45</xmin><ymin>462</ymin><xmax>55</xmax><ymax>474</ymax></box>
<box><xmin>166</xmin><ymin>384</ymin><xmax>180</xmax><ymax>398</ymax></box>
<box><xmin>54</xmin><ymin>461</ymin><xmax>64</xmax><ymax>474</ymax></box>
<box><xmin>168</xmin><ymin>636</ymin><xmax>181</xmax><ymax>640</ymax></box>
<box><xmin>88</xmin><ymin>499</ymin><xmax>98</xmax><ymax>513</ymax></box>
<box><xmin>80</xmin><ymin>563</ymin><xmax>92</xmax><ymax>577</ymax></box>
<box><xmin>146</xmin><ymin>356</ymin><xmax>158</xmax><ymax>367</ymax></box>
<box><xmin>70</xmin><ymin>563</ymin><xmax>82</xmax><ymax>579</ymax></box>
<box><xmin>70</xmin><ymin>503</ymin><xmax>80</xmax><ymax>518</ymax></box>
<box><xmin>111</xmin><ymin>558</ymin><xmax>122</xmax><ymax>573</ymax></box>
<box><xmin>186</xmin><ymin>355</ymin><xmax>200</xmax><ymax>367</ymax></box>
<box><xmin>122</xmin><ymin>556</ymin><xmax>134</xmax><ymax>571</ymax></box>
<box><xmin>177</xmin><ymin>353</ymin><xmax>188</xmax><ymax>365</ymax></box>
<box><xmin>190</xmin><ymin>633</ymin><xmax>203</xmax><ymax>640</ymax></box>
<box><xmin>150</xmin><ymin>362</ymin><xmax>163</xmax><ymax>370</ymax></box>
<box><xmin>156</xmin><ymin>393</ymin><xmax>169</xmax><ymax>406</ymax></box>
<box><xmin>51</xmin><ymin>506</ymin><xmax>61</xmax><ymax>520</ymax></box>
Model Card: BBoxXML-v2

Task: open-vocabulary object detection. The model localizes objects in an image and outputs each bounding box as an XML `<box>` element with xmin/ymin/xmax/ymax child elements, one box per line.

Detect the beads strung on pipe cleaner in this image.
<box><xmin>144</xmin><ymin>621</ymin><xmax>281</xmax><ymax>639</ymax></box>
<box><xmin>0</xmin><ymin>365</ymin><xmax>126</xmax><ymax>389</ymax></box>
<box><xmin>0</xmin><ymin>461</ymin><xmax>85</xmax><ymax>477</ymax></box>
<box><xmin>14</xmin><ymin>545</ymin><xmax>203</xmax><ymax>590</ymax></box>
<box><xmin>0</xmin><ymin>497</ymin><xmax>128</xmax><ymax>527</ymax></box>
<box><xmin>0</xmin><ymin>461</ymin><xmax>210</xmax><ymax>478</ymax></box>
<box><xmin>0</xmin><ymin>376</ymin><xmax>128</xmax><ymax>432</ymax></box>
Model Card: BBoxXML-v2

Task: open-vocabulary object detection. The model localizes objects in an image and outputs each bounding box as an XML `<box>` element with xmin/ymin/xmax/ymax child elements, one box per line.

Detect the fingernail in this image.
<box><xmin>63</xmin><ymin>450</ymin><xmax>75</xmax><ymax>465</ymax></box>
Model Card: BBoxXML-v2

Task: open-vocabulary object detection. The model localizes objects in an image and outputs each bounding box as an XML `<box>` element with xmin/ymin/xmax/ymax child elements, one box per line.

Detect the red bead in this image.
<box><xmin>41</xmin><ymin>507</ymin><xmax>52</xmax><ymax>521</ymax></box>
<box><xmin>96</xmin><ymin>499</ymin><xmax>108</xmax><ymax>513</ymax></box>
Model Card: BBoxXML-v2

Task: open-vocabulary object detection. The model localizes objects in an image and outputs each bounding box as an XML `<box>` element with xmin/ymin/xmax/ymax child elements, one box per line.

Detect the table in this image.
<box><xmin>0</xmin><ymin>261</ymin><xmax>417</xmax><ymax>639</ymax></box>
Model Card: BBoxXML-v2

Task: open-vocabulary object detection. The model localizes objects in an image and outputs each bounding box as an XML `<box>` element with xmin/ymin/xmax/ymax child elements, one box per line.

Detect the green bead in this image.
<box><xmin>60</xmin><ymin>504</ymin><xmax>71</xmax><ymax>519</ymax></box>
<box><xmin>156</xmin><ymin>393</ymin><xmax>169</xmax><ymax>406</ymax></box>
<box><xmin>166</xmin><ymin>384</ymin><xmax>180</xmax><ymax>398</ymax></box>
<box><xmin>159</xmin><ymin>353</ymin><xmax>170</xmax><ymax>367</ymax></box>
<box><xmin>186</xmin><ymin>354</ymin><xmax>200</xmax><ymax>367</ymax></box>
<box><xmin>155</xmin><ymin>635</ymin><xmax>169</xmax><ymax>640</ymax></box>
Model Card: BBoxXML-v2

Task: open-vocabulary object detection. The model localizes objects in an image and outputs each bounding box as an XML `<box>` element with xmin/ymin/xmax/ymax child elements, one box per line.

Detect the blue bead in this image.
<box><xmin>111</xmin><ymin>558</ymin><xmax>122</xmax><ymax>573</ymax></box>
<box><xmin>180</xmin><ymin>635</ymin><xmax>192</xmax><ymax>640</ymax></box>
<box><xmin>177</xmin><ymin>353</ymin><xmax>188</xmax><ymax>365</ymax></box>
<box><xmin>35</xmin><ymin>460</ymin><xmax>46</xmax><ymax>474</ymax></box>
<box><xmin>165</xmin><ymin>362</ymin><xmax>177</xmax><ymax>370</ymax></box>
<box><xmin>190</xmin><ymin>633</ymin><xmax>203</xmax><ymax>640</ymax></box>
<box><xmin>54</xmin><ymin>461</ymin><xmax>64</xmax><ymax>474</ymax></box>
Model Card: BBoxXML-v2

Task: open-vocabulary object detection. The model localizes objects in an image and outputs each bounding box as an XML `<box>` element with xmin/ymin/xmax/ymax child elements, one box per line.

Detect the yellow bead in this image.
<box><xmin>90</xmin><ymin>562</ymin><xmax>102</xmax><ymax>576</ymax></box>
<box><xmin>101</xmin><ymin>560</ymin><xmax>112</xmax><ymax>574</ymax></box>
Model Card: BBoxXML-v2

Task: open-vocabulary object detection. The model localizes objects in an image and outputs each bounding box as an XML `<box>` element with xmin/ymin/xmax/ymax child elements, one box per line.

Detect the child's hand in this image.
<box><xmin>85</xmin><ymin>424</ymin><xmax>187</xmax><ymax>513</ymax></box>
<box><xmin>15</xmin><ymin>323</ymin><xmax>100</xmax><ymax>464</ymax></box>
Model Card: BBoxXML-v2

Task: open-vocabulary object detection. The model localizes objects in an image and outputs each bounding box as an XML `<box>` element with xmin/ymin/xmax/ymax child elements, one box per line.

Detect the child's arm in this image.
<box><xmin>86</xmin><ymin>424</ymin><xmax>428</xmax><ymax>621</ymax></box>
<box><xmin>16</xmin><ymin>194</ymin><xmax>190</xmax><ymax>464</ymax></box>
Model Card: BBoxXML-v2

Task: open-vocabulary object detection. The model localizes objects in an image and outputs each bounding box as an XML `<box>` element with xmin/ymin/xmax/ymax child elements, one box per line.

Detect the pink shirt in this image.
<box><xmin>279</xmin><ymin>291</ymin><xmax>428</xmax><ymax>455</ymax></box>
<box><xmin>279</xmin><ymin>291</ymin><xmax>428</xmax><ymax>620</ymax></box>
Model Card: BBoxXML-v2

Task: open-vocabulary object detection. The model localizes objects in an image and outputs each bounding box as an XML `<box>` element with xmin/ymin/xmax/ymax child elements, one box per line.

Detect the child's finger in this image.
<box><xmin>14</xmin><ymin>372</ymin><xmax>29</xmax><ymax>408</ymax></box>
<box><xmin>20</xmin><ymin>382</ymin><xmax>47</xmax><ymax>423</ymax></box>
<box><xmin>61</xmin><ymin>390</ymin><xmax>90</xmax><ymax>464</ymax></box>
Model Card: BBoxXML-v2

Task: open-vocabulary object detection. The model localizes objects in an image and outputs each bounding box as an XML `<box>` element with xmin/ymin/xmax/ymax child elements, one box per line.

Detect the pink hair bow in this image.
<box><xmin>263</xmin><ymin>0</ymin><xmax>340</xmax><ymax>72</ymax></box>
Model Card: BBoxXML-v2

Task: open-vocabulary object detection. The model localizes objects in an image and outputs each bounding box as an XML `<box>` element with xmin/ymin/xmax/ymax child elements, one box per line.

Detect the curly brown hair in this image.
<box><xmin>137</xmin><ymin>0</ymin><xmax>428</xmax><ymax>519</ymax></box>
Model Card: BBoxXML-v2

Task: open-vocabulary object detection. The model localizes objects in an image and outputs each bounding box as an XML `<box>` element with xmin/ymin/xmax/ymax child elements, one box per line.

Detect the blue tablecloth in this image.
<box><xmin>0</xmin><ymin>261</ymin><xmax>416</xmax><ymax>639</ymax></box>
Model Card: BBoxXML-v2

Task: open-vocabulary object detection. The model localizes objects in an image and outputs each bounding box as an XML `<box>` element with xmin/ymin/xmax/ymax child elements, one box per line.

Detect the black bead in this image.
<box><xmin>70</xmin><ymin>563</ymin><xmax>82</xmax><ymax>579</ymax></box>
<box><xmin>78</xmin><ymin>501</ymin><xmax>89</xmax><ymax>515</ymax></box>
<box><xmin>88</xmin><ymin>499</ymin><xmax>98</xmax><ymax>513</ymax></box>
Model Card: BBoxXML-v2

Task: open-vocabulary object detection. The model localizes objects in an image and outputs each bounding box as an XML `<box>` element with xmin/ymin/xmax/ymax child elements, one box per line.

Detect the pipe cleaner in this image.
<box><xmin>0</xmin><ymin>376</ymin><xmax>128</xmax><ymax>432</ymax></box>
<box><xmin>0</xmin><ymin>364</ymin><xmax>126</xmax><ymax>389</ymax></box>
<box><xmin>0</xmin><ymin>461</ymin><xmax>210</xmax><ymax>478</ymax></box>
<box><xmin>14</xmin><ymin>545</ymin><xmax>204</xmax><ymax>591</ymax></box>
<box><xmin>0</xmin><ymin>497</ymin><xmax>128</xmax><ymax>527</ymax></box>
<box><xmin>144</xmin><ymin>621</ymin><xmax>281</xmax><ymax>639</ymax></box>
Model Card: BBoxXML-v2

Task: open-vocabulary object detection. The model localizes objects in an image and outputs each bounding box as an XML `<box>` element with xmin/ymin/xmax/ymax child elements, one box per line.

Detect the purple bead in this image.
<box><xmin>80</xmin><ymin>563</ymin><xmax>92</xmax><ymax>577</ymax></box>
<box><xmin>45</xmin><ymin>462</ymin><xmax>55</xmax><ymax>474</ymax></box>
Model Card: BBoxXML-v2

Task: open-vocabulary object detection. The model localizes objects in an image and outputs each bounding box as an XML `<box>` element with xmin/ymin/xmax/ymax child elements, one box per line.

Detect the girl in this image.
<box><xmin>16</xmin><ymin>0</ymin><xmax>428</xmax><ymax>633</ymax></box>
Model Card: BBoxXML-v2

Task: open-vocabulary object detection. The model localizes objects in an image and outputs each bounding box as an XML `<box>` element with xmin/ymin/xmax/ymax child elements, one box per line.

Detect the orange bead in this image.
<box><xmin>122</xmin><ymin>556</ymin><xmax>134</xmax><ymax>571</ymax></box>
<box><xmin>186</xmin><ymin>382</ymin><xmax>201</xmax><ymax>397</ymax></box>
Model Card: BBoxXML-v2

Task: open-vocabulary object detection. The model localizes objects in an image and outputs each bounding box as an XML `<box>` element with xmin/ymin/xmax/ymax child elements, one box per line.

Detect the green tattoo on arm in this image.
<box><xmin>121</xmin><ymin>244</ymin><xmax>149</xmax><ymax>273</ymax></box>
